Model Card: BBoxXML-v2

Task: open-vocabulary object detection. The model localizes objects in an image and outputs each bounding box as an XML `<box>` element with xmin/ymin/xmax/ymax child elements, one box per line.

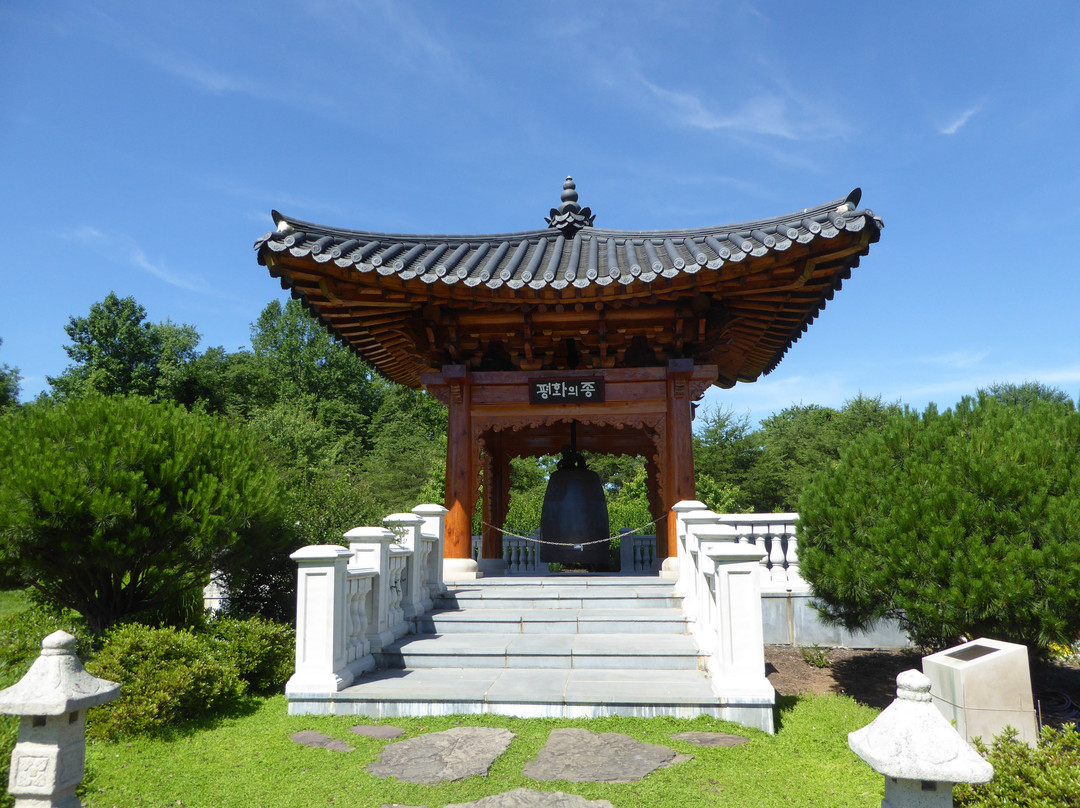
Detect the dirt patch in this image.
<box><xmin>765</xmin><ymin>645</ymin><xmax>1080</xmax><ymax>729</ymax></box>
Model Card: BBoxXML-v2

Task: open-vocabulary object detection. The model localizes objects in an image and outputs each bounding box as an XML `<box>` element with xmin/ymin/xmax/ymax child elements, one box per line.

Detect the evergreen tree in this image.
<box><xmin>798</xmin><ymin>394</ymin><xmax>1080</xmax><ymax>655</ymax></box>
<box><xmin>0</xmin><ymin>338</ymin><xmax>19</xmax><ymax>408</ymax></box>
<box><xmin>0</xmin><ymin>395</ymin><xmax>291</xmax><ymax>632</ymax></box>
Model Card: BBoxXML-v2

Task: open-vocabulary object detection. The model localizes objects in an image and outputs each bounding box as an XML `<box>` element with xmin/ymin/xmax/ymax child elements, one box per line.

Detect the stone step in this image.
<box><xmin>437</xmin><ymin>585</ymin><xmax>680</xmax><ymax>611</ymax></box>
<box><xmin>376</xmin><ymin>632</ymin><xmax>706</xmax><ymax>671</ymax></box>
<box><xmin>289</xmin><ymin>667</ymin><xmax>725</xmax><ymax>720</ymax></box>
<box><xmin>415</xmin><ymin>607</ymin><xmax>688</xmax><ymax>635</ymax></box>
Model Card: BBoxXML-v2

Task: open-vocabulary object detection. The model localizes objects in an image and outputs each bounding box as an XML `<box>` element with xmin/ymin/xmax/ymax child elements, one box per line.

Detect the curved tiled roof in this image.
<box><xmin>257</xmin><ymin>187</ymin><xmax>876</xmax><ymax>293</ymax></box>
<box><xmin>255</xmin><ymin>183</ymin><xmax>882</xmax><ymax>389</ymax></box>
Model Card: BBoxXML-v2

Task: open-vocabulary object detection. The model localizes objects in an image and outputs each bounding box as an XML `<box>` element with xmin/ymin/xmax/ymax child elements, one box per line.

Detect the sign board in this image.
<box><xmin>529</xmin><ymin>378</ymin><xmax>604</xmax><ymax>404</ymax></box>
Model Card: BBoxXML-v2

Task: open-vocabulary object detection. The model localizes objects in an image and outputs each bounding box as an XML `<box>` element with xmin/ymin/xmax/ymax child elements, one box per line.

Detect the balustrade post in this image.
<box><xmin>700</xmin><ymin>536</ymin><xmax>769</xmax><ymax>683</ymax></box>
<box><xmin>344</xmin><ymin>527</ymin><xmax>399</xmax><ymax>650</ymax></box>
<box><xmin>413</xmin><ymin>503</ymin><xmax>449</xmax><ymax>596</ymax></box>
<box><xmin>670</xmin><ymin>500</ymin><xmax>707</xmax><ymax>590</ymax></box>
<box><xmin>286</xmin><ymin>545</ymin><xmax>355</xmax><ymax>695</ymax></box>
<box><xmin>679</xmin><ymin>508</ymin><xmax>722</xmax><ymax>626</ymax></box>
<box><xmin>384</xmin><ymin>512</ymin><xmax>429</xmax><ymax>616</ymax></box>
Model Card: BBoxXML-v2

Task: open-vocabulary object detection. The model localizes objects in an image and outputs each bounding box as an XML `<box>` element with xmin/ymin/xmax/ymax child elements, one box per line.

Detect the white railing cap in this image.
<box><xmin>694</xmin><ymin>524</ymin><xmax>739</xmax><ymax>539</ymax></box>
<box><xmin>680</xmin><ymin>509</ymin><xmax>722</xmax><ymax>524</ymax></box>
<box><xmin>344</xmin><ymin>526</ymin><xmax>396</xmax><ymax>542</ymax></box>
<box><xmin>701</xmin><ymin>541</ymin><xmax>767</xmax><ymax>562</ymax></box>
<box><xmin>383</xmin><ymin>512</ymin><xmax>424</xmax><ymax>525</ymax></box>
<box><xmin>412</xmin><ymin>503</ymin><xmax>450</xmax><ymax>516</ymax></box>
<box><xmin>671</xmin><ymin>500</ymin><xmax>708</xmax><ymax>513</ymax></box>
<box><xmin>717</xmin><ymin>513</ymin><xmax>798</xmax><ymax>524</ymax></box>
<box><xmin>290</xmin><ymin>545</ymin><xmax>352</xmax><ymax>562</ymax></box>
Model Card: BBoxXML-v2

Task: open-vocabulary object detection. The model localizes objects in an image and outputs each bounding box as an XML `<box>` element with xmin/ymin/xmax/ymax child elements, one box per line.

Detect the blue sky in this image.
<box><xmin>2</xmin><ymin>1</ymin><xmax>1078</xmax><ymax>427</ymax></box>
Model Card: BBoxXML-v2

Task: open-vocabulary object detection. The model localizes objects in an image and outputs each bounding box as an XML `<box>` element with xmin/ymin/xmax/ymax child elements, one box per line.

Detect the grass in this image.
<box><xmin>80</xmin><ymin>695</ymin><xmax>884</xmax><ymax>808</ymax></box>
<box><xmin>0</xmin><ymin>589</ymin><xmax>28</xmax><ymax>621</ymax></box>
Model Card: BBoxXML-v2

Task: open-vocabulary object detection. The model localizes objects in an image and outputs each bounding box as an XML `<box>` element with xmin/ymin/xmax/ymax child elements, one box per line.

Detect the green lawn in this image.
<box><xmin>0</xmin><ymin>590</ymin><xmax>27</xmax><ymax>621</ymax></box>
<box><xmin>80</xmin><ymin>695</ymin><xmax>884</xmax><ymax>808</ymax></box>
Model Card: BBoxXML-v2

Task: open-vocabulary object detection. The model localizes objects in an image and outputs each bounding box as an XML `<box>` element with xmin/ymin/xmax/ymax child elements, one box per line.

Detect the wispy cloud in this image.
<box><xmin>939</xmin><ymin>102</ymin><xmax>984</xmax><ymax>135</ymax></box>
<box><xmin>60</xmin><ymin>225</ymin><xmax>226</xmax><ymax>298</ymax></box>
<box><xmin>643</xmin><ymin>79</ymin><xmax>811</xmax><ymax>140</ymax></box>
<box><xmin>917</xmin><ymin>349</ymin><xmax>989</xmax><ymax>370</ymax></box>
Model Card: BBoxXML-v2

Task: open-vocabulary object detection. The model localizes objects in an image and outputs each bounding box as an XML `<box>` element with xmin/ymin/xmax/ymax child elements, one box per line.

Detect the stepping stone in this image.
<box><xmin>290</xmin><ymin>730</ymin><xmax>354</xmax><ymax>752</ymax></box>
<box><xmin>368</xmin><ymin>726</ymin><xmax>516</xmax><ymax>785</ymax></box>
<box><xmin>523</xmin><ymin>728</ymin><xmax>689</xmax><ymax>783</ymax></box>
<box><xmin>446</xmin><ymin>789</ymin><xmax>615</xmax><ymax>807</ymax></box>
<box><xmin>670</xmin><ymin>731</ymin><xmax>748</xmax><ymax>747</ymax></box>
<box><xmin>351</xmin><ymin>724</ymin><xmax>406</xmax><ymax>739</ymax></box>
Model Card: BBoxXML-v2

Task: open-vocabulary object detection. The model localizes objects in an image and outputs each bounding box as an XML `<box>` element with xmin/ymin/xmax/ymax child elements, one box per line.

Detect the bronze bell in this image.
<box><xmin>540</xmin><ymin>423</ymin><xmax>610</xmax><ymax>568</ymax></box>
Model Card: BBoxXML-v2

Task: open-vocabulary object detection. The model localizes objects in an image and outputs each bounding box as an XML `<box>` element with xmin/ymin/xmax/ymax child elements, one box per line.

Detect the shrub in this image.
<box><xmin>955</xmin><ymin>724</ymin><xmax>1080</xmax><ymax>807</ymax></box>
<box><xmin>798</xmin><ymin>395</ymin><xmax>1080</xmax><ymax>654</ymax></box>
<box><xmin>207</xmin><ymin>617</ymin><xmax>295</xmax><ymax>695</ymax></box>
<box><xmin>87</xmin><ymin>623</ymin><xmax>247</xmax><ymax>740</ymax></box>
<box><xmin>0</xmin><ymin>395</ymin><xmax>292</xmax><ymax>632</ymax></box>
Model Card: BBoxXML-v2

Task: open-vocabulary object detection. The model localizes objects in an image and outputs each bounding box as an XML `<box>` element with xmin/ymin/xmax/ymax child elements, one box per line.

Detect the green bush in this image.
<box><xmin>208</xmin><ymin>617</ymin><xmax>295</xmax><ymax>695</ymax></box>
<box><xmin>955</xmin><ymin>724</ymin><xmax>1080</xmax><ymax>807</ymax></box>
<box><xmin>798</xmin><ymin>395</ymin><xmax>1080</xmax><ymax>654</ymax></box>
<box><xmin>87</xmin><ymin>623</ymin><xmax>247</xmax><ymax>740</ymax></box>
<box><xmin>0</xmin><ymin>394</ymin><xmax>292</xmax><ymax>632</ymax></box>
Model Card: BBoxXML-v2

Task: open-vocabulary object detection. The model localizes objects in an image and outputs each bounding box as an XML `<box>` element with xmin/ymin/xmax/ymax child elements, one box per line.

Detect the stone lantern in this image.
<box><xmin>849</xmin><ymin>669</ymin><xmax>993</xmax><ymax>808</ymax></box>
<box><xmin>0</xmin><ymin>630</ymin><xmax>120</xmax><ymax>808</ymax></box>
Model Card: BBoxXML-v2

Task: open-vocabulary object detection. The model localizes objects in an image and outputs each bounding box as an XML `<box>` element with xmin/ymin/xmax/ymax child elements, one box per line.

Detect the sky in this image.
<box><xmin>2</xmin><ymin>1</ymin><xmax>1078</xmax><ymax>428</ymax></box>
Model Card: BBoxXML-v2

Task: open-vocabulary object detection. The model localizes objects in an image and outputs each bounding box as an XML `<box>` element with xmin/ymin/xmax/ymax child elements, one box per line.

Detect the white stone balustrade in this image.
<box><xmin>674</xmin><ymin>501</ymin><xmax>776</xmax><ymax>733</ymax></box>
<box><xmin>384</xmin><ymin>513</ymin><xmax>432</xmax><ymax>617</ymax></box>
<box><xmin>285</xmin><ymin>504</ymin><xmax>447</xmax><ymax>701</ymax></box>
<box><xmin>714</xmin><ymin>513</ymin><xmax>807</xmax><ymax>593</ymax></box>
<box><xmin>412</xmin><ymin>503</ymin><xmax>448</xmax><ymax>599</ymax></box>
<box><xmin>503</xmin><ymin>535</ymin><xmax>540</xmax><ymax>574</ymax></box>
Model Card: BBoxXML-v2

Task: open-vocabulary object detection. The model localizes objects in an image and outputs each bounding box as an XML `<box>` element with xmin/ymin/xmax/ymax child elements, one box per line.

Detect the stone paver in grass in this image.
<box><xmin>447</xmin><ymin>788</ymin><xmax>616</xmax><ymax>807</ymax></box>
<box><xmin>368</xmin><ymin>727</ymin><xmax>516</xmax><ymax>785</ymax></box>
<box><xmin>670</xmin><ymin>731</ymin><xmax>748</xmax><ymax>747</ymax></box>
<box><xmin>523</xmin><ymin>728</ymin><xmax>690</xmax><ymax>783</ymax></box>
<box><xmin>351</xmin><ymin>724</ymin><xmax>406</xmax><ymax>739</ymax></box>
<box><xmin>381</xmin><ymin>792</ymin><xmax>614</xmax><ymax>808</ymax></box>
<box><xmin>290</xmin><ymin>730</ymin><xmax>354</xmax><ymax>752</ymax></box>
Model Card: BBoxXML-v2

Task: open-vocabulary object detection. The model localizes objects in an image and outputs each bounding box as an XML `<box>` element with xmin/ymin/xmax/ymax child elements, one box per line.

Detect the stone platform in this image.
<box><xmin>287</xmin><ymin>576</ymin><xmax>774</xmax><ymax>729</ymax></box>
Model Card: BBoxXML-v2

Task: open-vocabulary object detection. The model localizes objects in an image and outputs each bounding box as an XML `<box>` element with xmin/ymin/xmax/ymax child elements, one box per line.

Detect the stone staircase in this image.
<box><xmin>294</xmin><ymin>576</ymin><xmax>728</xmax><ymax>719</ymax></box>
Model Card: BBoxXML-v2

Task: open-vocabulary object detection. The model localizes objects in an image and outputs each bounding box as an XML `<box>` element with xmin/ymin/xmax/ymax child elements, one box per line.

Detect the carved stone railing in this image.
<box><xmin>673</xmin><ymin>500</ymin><xmax>775</xmax><ymax>732</ymax></box>
<box><xmin>714</xmin><ymin>513</ymin><xmax>807</xmax><ymax>593</ymax></box>
<box><xmin>285</xmin><ymin>503</ymin><xmax>447</xmax><ymax>697</ymax></box>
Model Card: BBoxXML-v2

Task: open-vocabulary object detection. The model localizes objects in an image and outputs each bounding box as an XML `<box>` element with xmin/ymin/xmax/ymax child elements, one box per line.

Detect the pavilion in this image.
<box><xmin>255</xmin><ymin>179</ymin><xmax>882</xmax><ymax>578</ymax></box>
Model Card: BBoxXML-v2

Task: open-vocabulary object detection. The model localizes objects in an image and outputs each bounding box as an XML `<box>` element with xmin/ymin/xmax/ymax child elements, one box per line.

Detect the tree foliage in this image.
<box><xmin>48</xmin><ymin>292</ymin><xmax>200</xmax><ymax>399</ymax></box>
<box><xmin>0</xmin><ymin>339</ymin><xmax>19</xmax><ymax>408</ymax></box>
<box><xmin>797</xmin><ymin>395</ymin><xmax>1080</xmax><ymax>654</ymax></box>
<box><xmin>981</xmin><ymin>380</ymin><xmax>1075</xmax><ymax>411</ymax></box>
<box><xmin>0</xmin><ymin>395</ymin><xmax>292</xmax><ymax>632</ymax></box>
<box><xmin>744</xmin><ymin>395</ymin><xmax>900</xmax><ymax>512</ymax></box>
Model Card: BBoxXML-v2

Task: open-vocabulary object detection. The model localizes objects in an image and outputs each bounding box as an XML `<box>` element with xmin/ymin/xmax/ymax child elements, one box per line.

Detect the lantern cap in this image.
<box><xmin>0</xmin><ymin>630</ymin><xmax>120</xmax><ymax>716</ymax></box>
<box><xmin>848</xmin><ymin>669</ymin><xmax>994</xmax><ymax>784</ymax></box>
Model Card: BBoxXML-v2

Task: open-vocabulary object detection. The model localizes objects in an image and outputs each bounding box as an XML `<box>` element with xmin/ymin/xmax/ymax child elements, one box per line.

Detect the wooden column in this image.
<box><xmin>665</xmin><ymin>359</ymin><xmax>696</xmax><ymax>558</ymax></box>
<box><xmin>443</xmin><ymin>365</ymin><xmax>474</xmax><ymax>560</ymax></box>
<box><xmin>480</xmin><ymin>431</ymin><xmax>505</xmax><ymax>560</ymax></box>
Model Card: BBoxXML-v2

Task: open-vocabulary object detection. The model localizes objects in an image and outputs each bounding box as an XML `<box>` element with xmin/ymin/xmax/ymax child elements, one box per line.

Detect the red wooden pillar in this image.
<box><xmin>665</xmin><ymin>359</ymin><xmax>696</xmax><ymax>558</ymax></box>
<box><xmin>480</xmin><ymin>430</ymin><xmax>505</xmax><ymax>560</ymax></box>
<box><xmin>443</xmin><ymin>365</ymin><xmax>474</xmax><ymax>560</ymax></box>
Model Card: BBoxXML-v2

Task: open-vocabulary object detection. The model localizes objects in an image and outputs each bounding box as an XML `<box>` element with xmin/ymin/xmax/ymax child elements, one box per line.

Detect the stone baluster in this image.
<box><xmin>287</xmin><ymin>545</ymin><xmax>355</xmax><ymax>695</ymax></box>
<box><xmin>849</xmin><ymin>670</ymin><xmax>994</xmax><ymax>807</ymax></box>
<box><xmin>384</xmin><ymin>513</ymin><xmax>428</xmax><ymax>617</ymax></box>
<box><xmin>387</xmin><ymin>549</ymin><xmax>408</xmax><ymax>638</ymax></box>
<box><xmin>784</xmin><ymin>528</ymin><xmax>807</xmax><ymax>589</ymax></box>
<box><xmin>769</xmin><ymin>527</ymin><xmax>788</xmax><ymax>584</ymax></box>
<box><xmin>0</xmin><ymin>631</ymin><xmax>120</xmax><ymax>808</ymax></box>
<box><xmin>412</xmin><ymin>503</ymin><xmax>448</xmax><ymax>597</ymax></box>
<box><xmin>344</xmin><ymin>527</ymin><xmax>398</xmax><ymax>651</ymax></box>
<box><xmin>343</xmin><ymin>571</ymin><xmax>375</xmax><ymax>675</ymax></box>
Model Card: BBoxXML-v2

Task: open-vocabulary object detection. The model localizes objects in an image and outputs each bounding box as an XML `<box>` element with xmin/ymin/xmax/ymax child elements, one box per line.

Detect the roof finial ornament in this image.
<box><xmin>545</xmin><ymin>176</ymin><xmax>595</xmax><ymax>235</ymax></box>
